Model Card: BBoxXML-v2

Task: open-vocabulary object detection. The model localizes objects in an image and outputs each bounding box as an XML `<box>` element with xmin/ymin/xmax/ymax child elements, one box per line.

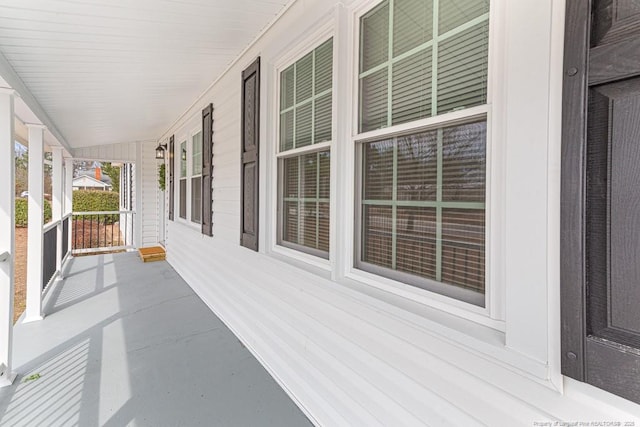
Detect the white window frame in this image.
<box><xmin>338</xmin><ymin>0</ymin><xmax>505</xmax><ymax>327</ymax></box>
<box><xmin>265</xmin><ymin>0</ymin><xmax>506</xmax><ymax>327</ymax></box>
<box><xmin>177</xmin><ymin>136</ymin><xmax>188</xmax><ymax>222</ymax></box>
<box><xmin>268</xmin><ymin>20</ymin><xmax>338</xmax><ymax>271</ymax></box>
<box><xmin>190</xmin><ymin>128</ymin><xmax>203</xmax><ymax>225</ymax></box>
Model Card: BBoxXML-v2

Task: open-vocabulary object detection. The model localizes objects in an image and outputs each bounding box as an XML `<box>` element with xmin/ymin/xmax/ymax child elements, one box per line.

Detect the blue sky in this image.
<box><xmin>14</xmin><ymin>141</ymin><xmax>26</xmax><ymax>156</ymax></box>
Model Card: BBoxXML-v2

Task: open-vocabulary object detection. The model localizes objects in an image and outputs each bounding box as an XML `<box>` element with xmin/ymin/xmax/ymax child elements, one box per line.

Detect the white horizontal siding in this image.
<box><xmin>72</xmin><ymin>142</ymin><xmax>137</xmax><ymax>162</ymax></box>
<box><xmin>155</xmin><ymin>0</ymin><xmax>640</xmax><ymax>424</ymax></box>
<box><xmin>139</xmin><ymin>141</ymin><xmax>160</xmax><ymax>248</ymax></box>
<box><xmin>168</xmin><ymin>224</ymin><xmax>636</xmax><ymax>425</ymax></box>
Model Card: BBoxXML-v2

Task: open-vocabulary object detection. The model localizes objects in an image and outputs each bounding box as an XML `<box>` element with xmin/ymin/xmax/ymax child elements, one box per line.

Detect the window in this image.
<box><xmin>191</xmin><ymin>131</ymin><xmax>202</xmax><ymax>224</ymax></box>
<box><xmin>179</xmin><ymin>140</ymin><xmax>187</xmax><ymax>219</ymax></box>
<box><xmin>359</xmin><ymin>0</ymin><xmax>489</xmax><ymax>132</ymax></box>
<box><xmin>356</xmin><ymin>0</ymin><xmax>489</xmax><ymax>305</ymax></box>
<box><xmin>277</xmin><ymin>38</ymin><xmax>333</xmax><ymax>258</ymax></box>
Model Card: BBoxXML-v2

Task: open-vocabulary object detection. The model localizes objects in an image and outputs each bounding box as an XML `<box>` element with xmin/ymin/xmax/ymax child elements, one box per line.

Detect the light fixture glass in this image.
<box><xmin>155</xmin><ymin>143</ymin><xmax>167</xmax><ymax>160</ymax></box>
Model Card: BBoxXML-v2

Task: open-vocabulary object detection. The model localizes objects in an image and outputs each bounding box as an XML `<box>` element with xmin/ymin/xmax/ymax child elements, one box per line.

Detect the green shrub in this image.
<box><xmin>72</xmin><ymin>190</ymin><xmax>120</xmax><ymax>224</ymax></box>
<box><xmin>15</xmin><ymin>198</ymin><xmax>52</xmax><ymax>227</ymax></box>
<box><xmin>158</xmin><ymin>163</ymin><xmax>166</xmax><ymax>191</ymax></box>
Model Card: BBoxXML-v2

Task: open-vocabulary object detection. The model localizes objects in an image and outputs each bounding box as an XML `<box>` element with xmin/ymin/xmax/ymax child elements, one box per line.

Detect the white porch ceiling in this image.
<box><xmin>0</xmin><ymin>0</ymin><xmax>290</xmax><ymax>149</ymax></box>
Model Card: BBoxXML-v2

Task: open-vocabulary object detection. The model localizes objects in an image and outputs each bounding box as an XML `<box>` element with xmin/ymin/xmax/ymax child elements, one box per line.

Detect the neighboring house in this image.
<box><xmin>72</xmin><ymin>175</ymin><xmax>111</xmax><ymax>191</ymax></box>
<box><xmin>73</xmin><ymin>167</ymin><xmax>112</xmax><ymax>191</ymax></box>
<box><xmin>1</xmin><ymin>0</ymin><xmax>640</xmax><ymax>425</ymax></box>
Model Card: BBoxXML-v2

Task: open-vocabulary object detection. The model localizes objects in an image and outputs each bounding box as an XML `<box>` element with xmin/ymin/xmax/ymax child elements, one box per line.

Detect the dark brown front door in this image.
<box><xmin>562</xmin><ymin>0</ymin><xmax>640</xmax><ymax>403</ymax></box>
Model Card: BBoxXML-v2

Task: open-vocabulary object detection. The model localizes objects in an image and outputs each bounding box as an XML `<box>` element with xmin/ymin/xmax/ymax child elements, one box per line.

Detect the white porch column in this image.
<box><xmin>0</xmin><ymin>89</ymin><xmax>17</xmax><ymax>387</ymax></box>
<box><xmin>24</xmin><ymin>124</ymin><xmax>46</xmax><ymax>323</ymax></box>
<box><xmin>64</xmin><ymin>158</ymin><xmax>73</xmax><ymax>260</ymax></box>
<box><xmin>52</xmin><ymin>148</ymin><xmax>63</xmax><ymax>273</ymax></box>
<box><xmin>134</xmin><ymin>144</ymin><xmax>142</xmax><ymax>248</ymax></box>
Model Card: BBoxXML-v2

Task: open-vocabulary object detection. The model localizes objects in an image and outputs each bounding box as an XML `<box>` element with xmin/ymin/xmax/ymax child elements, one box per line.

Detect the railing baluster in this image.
<box><xmin>70</xmin><ymin>210</ymin><xmax>134</xmax><ymax>255</ymax></box>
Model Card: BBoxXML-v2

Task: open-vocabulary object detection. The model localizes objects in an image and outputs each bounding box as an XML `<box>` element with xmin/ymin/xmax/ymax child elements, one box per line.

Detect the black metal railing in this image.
<box><xmin>72</xmin><ymin>211</ymin><xmax>135</xmax><ymax>254</ymax></box>
<box><xmin>43</xmin><ymin>223</ymin><xmax>57</xmax><ymax>290</ymax></box>
<box><xmin>62</xmin><ymin>215</ymin><xmax>69</xmax><ymax>259</ymax></box>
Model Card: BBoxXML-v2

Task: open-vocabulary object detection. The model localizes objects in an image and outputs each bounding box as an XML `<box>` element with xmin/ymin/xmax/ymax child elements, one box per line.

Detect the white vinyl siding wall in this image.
<box><xmin>72</xmin><ymin>141</ymin><xmax>137</xmax><ymax>163</ymax></box>
<box><xmin>157</xmin><ymin>0</ymin><xmax>639</xmax><ymax>424</ymax></box>
<box><xmin>139</xmin><ymin>141</ymin><xmax>160</xmax><ymax>248</ymax></box>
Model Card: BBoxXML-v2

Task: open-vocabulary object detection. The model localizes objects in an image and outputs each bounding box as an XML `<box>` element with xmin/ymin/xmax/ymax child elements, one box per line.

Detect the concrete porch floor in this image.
<box><xmin>0</xmin><ymin>253</ymin><xmax>312</xmax><ymax>427</ymax></box>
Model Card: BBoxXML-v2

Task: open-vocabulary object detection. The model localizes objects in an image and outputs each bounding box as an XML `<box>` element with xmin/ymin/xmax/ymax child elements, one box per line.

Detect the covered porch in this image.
<box><xmin>2</xmin><ymin>0</ymin><xmax>640</xmax><ymax>423</ymax></box>
<box><xmin>0</xmin><ymin>252</ymin><xmax>310</xmax><ymax>426</ymax></box>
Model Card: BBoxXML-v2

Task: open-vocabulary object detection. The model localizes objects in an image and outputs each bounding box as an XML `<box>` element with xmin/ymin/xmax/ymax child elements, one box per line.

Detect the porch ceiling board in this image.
<box><xmin>0</xmin><ymin>0</ymin><xmax>290</xmax><ymax>148</ymax></box>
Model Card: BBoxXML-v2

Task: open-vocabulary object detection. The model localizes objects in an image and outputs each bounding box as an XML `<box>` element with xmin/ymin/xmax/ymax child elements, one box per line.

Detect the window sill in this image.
<box><xmin>174</xmin><ymin>217</ymin><xmax>201</xmax><ymax>233</ymax></box>
<box><xmin>346</xmin><ymin>267</ymin><xmax>496</xmax><ymax>329</ymax></box>
<box><xmin>271</xmin><ymin>244</ymin><xmax>332</xmax><ymax>273</ymax></box>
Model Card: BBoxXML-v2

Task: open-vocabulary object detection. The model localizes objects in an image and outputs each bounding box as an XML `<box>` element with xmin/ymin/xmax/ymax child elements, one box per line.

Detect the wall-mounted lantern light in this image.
<box><xmin>181</xmin><ymin>147</ymin><xmax>187</xmax><ymax>161</ymax></box>
<box><xmin>155</xmin><ymin>142</ymin><xmax>167</xmax><ymax>160</ymax></box>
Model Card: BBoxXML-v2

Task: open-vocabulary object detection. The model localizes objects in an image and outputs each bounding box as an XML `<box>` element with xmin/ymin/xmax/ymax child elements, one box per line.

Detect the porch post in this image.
<box><xmin>64</xmin><ymin>158</ymin><xmax>73</xmax><ymax>260</ymax></box>
<box><xmin>0</xmin><ymin>89</ymin><xmax>17</xmax><ymax>386</ymax></box>
<box><xmin>24</xmin><ymin>123</ymin><xmax>46</xmax><ymax>323</ymax></box>
<box><xmin>52</xmin><ymin>147</ymin><xmax>63</xmax><ymax>273</ymax></box>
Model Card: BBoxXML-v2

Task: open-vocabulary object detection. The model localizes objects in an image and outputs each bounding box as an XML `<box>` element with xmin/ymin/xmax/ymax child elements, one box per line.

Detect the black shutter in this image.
<box><xmin>168</xmin><ymin>135</ymin><xmax>175</xmax><ymax>221</ymax></box>
<box><xmin>562</xmin><ymin>0</ymin><xmax>640</xmax><ymax>404</ymax></box>
<box><xmin>240</xmin><ymin>57</ymin><xmax>260</xmax><ymax>251</ymax></box>
<box><xmin>202</xmin><ymin>103</ymin><xmax>214</xmax><ymax>236</ymax></box>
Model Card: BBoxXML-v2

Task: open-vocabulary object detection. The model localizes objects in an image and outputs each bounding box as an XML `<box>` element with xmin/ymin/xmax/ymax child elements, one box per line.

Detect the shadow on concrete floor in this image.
<box><xmin>0</xmin><ymin>253</ymin><xmax>312</xmax><ymax>427</ymax></box>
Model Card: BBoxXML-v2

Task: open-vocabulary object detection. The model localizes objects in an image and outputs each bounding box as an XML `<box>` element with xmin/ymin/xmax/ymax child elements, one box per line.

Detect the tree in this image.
<box><xmin>15</xmin><ymin>150</ymin><xmax>27</xmax><ymax>196</ymax></box>
<box><xmin>101</xmin><ymin>162</ymin><xmax>120</xmax><ymax>193</ymax></box>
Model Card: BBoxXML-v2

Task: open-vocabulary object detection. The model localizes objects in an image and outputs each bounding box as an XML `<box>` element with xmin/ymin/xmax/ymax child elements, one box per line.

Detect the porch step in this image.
<box><xmin>138</xmin><ymin>246</ymin><xmax>166</xmax><ymax>263</ymax></box>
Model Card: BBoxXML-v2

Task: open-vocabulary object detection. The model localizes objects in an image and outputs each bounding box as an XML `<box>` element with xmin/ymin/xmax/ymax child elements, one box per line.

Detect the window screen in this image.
<box><xmin>281</xmin><ymin>151</ymin><xmax>330</xmax><ymax>255</ymax></box>
<box><xmin>179</xmin><ymin>141</ymin><xmax>187</xmax><ymax>219</ymax></box>
<box><xmin>192</xmin><ymin>132</ymin><xmax>202</xmax><ymax>177</ymax></box>
<box><xmin>357</xmin><ymin>0</ymin><xmax>489</xmax><ymax>305</ymax></box>
<box><xmin>280</xmin><ymin>38</ymin><xmax>333</xmax><ymax>151</ymax></box>
<box><xmin>179</xmin><ymin>179</ymin><xmax>187</xmax><ymax>220</ymax></box>
<box><xmin>359</xmin><ymin>120</ymin><xmax>486</xmax><ymax>300</ymax></box>
<box><xmin>191</xmin><ymin>177</ymin><xmax>201</xmax><ymax>224</ymax></box>
<box><xmin>180</xmin><ymin>141</ymin><xmax>187</xmax><ymax>178</ymax></box>
<box><xmin>359</xmin><ymin>0</ymin><xmax>489</xmax><ymax>132</ymax></box>
<box><xmin>191</xmin><ymin>132</ymin><xmax>202</xmax><ymax>223</ymax></box>
<box><xmin>278</xmin><ymin>39</ymin><xmax>333</xmax><ymax>257</ymax></box>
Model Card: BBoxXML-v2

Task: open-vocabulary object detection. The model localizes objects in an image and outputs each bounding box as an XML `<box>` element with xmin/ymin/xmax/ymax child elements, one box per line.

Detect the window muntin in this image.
<box><xmin>191</xmin><ymin>132</ymin><xmax>202</xmax><ymax>224</ymax></box>
<box><xmin>279</xmin><ymin>38</ymin><xmax>333</xmax><ymax>151</ymax></box>
<box><xmin>358</xmin><ymin>120</ymin><xmax>486</xmax><ymax>304</ymax></box>
<box><xmin>278</xmin><ymin>38</ymin><xmax>333</xmax><ymax>258</ymax></box>
<box><xmin>179</xmin><ymin>140</ymin><xmax>187</xmax><ymax>219</ymax></box>
<box><xmin>180</xmin><ymin>141</ymin><xmax>187</xmax><ymax>178</ymax></box>
<box><xmin>281</xmin><ymin>151</ymin><xmax>330</xmax><ymax>256</ymax></box>
<box><xmin>357</xmin><ymin>0</ymin><xmax>490</xmax><ymax>306</ymax></box>
<box><xmin>358</xmin><ymin>0</ymin><xmax>489</xmax><ymax>133</ymax></box>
